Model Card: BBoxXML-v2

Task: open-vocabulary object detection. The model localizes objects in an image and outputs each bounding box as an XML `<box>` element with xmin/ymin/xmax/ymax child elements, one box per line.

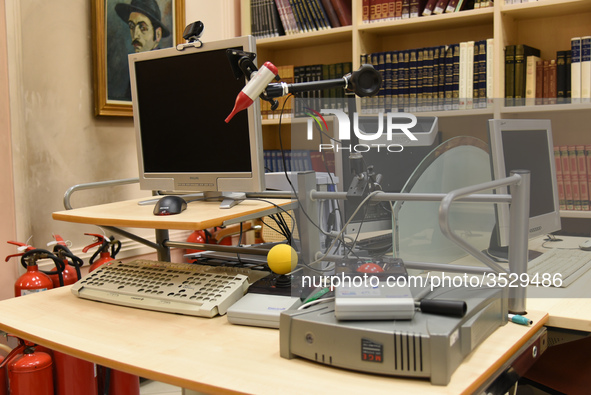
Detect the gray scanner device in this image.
<box><xmin>280</xmin><ymin>286</ymin><xmax>508</xmax><ymax>385</ymax></box>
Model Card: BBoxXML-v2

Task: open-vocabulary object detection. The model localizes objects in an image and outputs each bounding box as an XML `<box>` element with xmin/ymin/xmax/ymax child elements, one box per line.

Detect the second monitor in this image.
<box><xmin>487</xmin><ymin>118</ymin><xmax>561</xmax><ymax>260</ymax></box>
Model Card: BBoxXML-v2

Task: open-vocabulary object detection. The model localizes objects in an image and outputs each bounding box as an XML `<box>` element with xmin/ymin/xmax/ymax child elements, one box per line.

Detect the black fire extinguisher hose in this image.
<box><xmin>20</xmin><ymin>249</ymin><xmax>66</xmax><ymax>287</ymax></box>
<box><xmin>52</xmin><ymin>244</ymin><xmax>84</xmax><ymax>280</ymax></box>
<box><xmin>110</xmin><ymin>238</ymin><xmax>121</xmax><ymax>259</ymax></box>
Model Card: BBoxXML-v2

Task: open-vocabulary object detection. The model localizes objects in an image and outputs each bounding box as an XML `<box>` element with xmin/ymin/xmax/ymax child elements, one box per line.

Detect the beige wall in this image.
<box><xmin>0</xmin><ymin>0</ymin><xmax>240</xmax><ymax>301</ymax></box>
<box><xmin>0</xmin><ymin>0</ymin><xmax>17</xmax><ymax>301</ymax></box>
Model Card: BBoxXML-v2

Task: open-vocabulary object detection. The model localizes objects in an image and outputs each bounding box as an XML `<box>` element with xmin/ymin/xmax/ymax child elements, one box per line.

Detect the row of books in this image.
<box><xmin>360</xmin><ymin>39</ymin><xmax>494</xmax><ymax>113</ymax></box>
<box><xmin>261</xmin><ymin>62</ymin><xmax>353</xmax><ymax>119</ymax></box>
<box><xmin>505</xmin><ymin>37</ymin><xmax>591</xmax><ymax>106</ymax></box>
<box><xmin>264</xmin><ymin>150</ymin><xmax>336</xmax><ymax>173</ymax></box>
<box><xmin>250</xmin><ymin>0</ymin><xmax>352</xmax><ymax>38</ymax></box>
<box><xmin>555</xmin><ymin>145</ymin><xmax>591</xmax><ymax>212</ymax></box>
<box><xmin>362</xmin><ymin>0</ymin><xmax>492</xmax><ymax>23</ymax></box>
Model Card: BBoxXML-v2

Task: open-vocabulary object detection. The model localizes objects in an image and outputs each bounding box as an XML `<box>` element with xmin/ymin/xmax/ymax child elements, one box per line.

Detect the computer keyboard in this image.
<box><xmin>71</xmin><ymin>259</ymin><xmax>251</xmax><ymax>317</ymax></box>
<box><xmin>527</xmin><ymin>249</ymin><xmax>591</xmax><ymax>287</ymax></box>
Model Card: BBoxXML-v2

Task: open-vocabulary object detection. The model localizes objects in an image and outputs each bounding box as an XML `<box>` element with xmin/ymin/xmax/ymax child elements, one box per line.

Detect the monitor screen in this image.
<box><xmin>128</xmin><ymin>36</ymin><xmax>265</xmax><ymax>194</ymax></box>
<box><xmin>488</xmin><ymin>119</ymin><xmax>561</xmax><ymax>251</ymax></box>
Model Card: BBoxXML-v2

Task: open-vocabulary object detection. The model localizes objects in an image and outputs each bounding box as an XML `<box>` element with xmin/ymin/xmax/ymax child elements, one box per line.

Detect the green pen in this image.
<box><xmin>303</xmin><ymin>287</ymin><xmax>330</xmax><ymax>304</ymax></box>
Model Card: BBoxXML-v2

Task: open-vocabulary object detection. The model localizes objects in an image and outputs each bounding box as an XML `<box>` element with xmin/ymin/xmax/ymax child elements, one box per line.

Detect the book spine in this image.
<box><xmin>401</xmin><ymin>0</ymin><xmax>410</xmax><ymax>18</ymax></box>
<box><xmin>560</xmin><ymin>146</ymin><xmax>574</xmax><ymax>210</ymax></box>
<box><xmin>582</xmin><ymin>36</ymin><xmax>591</xmax><ymax>103</ymax></box>
<box><xmin>542</xmin><ymin>60</ymin><xmax>550</xmax><ymax>105</ymax></box>
<box><xmin>395</xmin><ymin>0</ymin><xmax>403</xmax><ymax>19</ymax></box>
<box><xmin>329</xmin><ymin>0</ymin><xmax>352</xmax><ymax>26</ymax></box>
<box><xmin>554</xmin><ymin>146</ymin><xmax>566</xmax><ymax>210</ymax></box>
<box><xmin>505</xmin><ymin>45</ymin><xmax>515</xmax><ymax>107</ymax></box>
<box><xmin>459</xmin><ymin>42</ymin><xmax>467</xmax><ymax>110</ymax></box>
<box><xmin>473</xmin><ymin>40</ymin><xmax>481</xmax><ymax>108</ymax></box>
<box><xmin>535</xmin><ymin>60</ymin><xmax>544</xmax><ymax>106</ymax></box>
<box><xmin>548</xmin><ymin>59</ymin><xmax>557</xmax><ymax>105</ymax></box>
<box><xmin>466</xmin><ymin>41</ymin><xmax>474</xmax><ymax>109</ymax></box>
<box><xmin>362</xmin><ymin>0</ymin><xmax>371</xmax><ymax>23</ymax></box>
<box><xmin>424</xmin><ymin>47</ymin><xmax>434</xmax><ymax>111</ymax></box>
<box><xmin>556</xmin><ymin>51</ymin><xmax>567</xmax><ymax>104</ymax></box>
<box><xmin>571</xmin><ymin>37</ymin><xmax>581</xmax><ymax>103</ymax></box>
<box><xmin>525</xmin><ymin>55</ymin><xmax>540</xmax><ymax>106</ymax></box>
<box><xmin>577</xmin><ymin>145</ymin><xmax>589</xmax><ymax>211</ymax></box>
<box><xmin>433</xmin><ymin>0</ymin><xmax>449</xmax><ymax>14</ymax></box>
<box><xmin>568</xmin><ymin>146</ymin><xmax>581</xmax><ymax>210</ymax></box>
<box><xmin>445</xmin><ymin>0</ymin><xmax>459</xmax><ymax>12</ymax></box>
<box><xmin>312</xmin><ymin>0</ymin><xmax>332</xmax><ymax>29</ymax></box>
<box><xmin>566</xmin><ymin>50</ymin><xmax>572</xmax><ymax>102</ymax></box>
<box><xmin>452</xmin><ymin>43</ymin><xmax>460</xmax><ymax>110</ymax></box>
<box><xmin>401</xmin><ymin>50</ymin><xmax>410</xmax><ymax>111</ymax></box>
<box><xmin>422</xmin><ymin>0</ymin><xmax>437</xmax><ymax>15</ymax></box>
<box><xmin>438</xmin><ymin>45</ymin><xmax>447</xmax><ymax>110</ymax></box>
<box><xmin>418</xmin><ymin>48</ymin><xmax>425</xmax><ymax>111</ymax></box>
<box><xmin>486</xmin><ymin>38</ymin><xmax>494</xmax><ymax>108</ymax></box>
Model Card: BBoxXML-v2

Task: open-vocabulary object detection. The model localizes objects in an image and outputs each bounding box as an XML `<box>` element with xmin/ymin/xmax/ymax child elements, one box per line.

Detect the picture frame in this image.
<box><xmin>92</xmin><ymin>0</ymin><xmax>186</xmax><ymax>116</ymax></box>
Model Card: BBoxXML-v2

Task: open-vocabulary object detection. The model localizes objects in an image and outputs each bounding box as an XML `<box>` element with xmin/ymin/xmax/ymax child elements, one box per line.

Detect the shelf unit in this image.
<box><xmin>241</xmin><ymin>0</ymin><xmax>591</xmax><ymax>225</ymax></box>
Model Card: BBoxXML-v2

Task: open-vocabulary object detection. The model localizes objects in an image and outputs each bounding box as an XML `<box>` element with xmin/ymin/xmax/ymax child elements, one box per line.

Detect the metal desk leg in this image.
<box><xmin>155</xmin><ymin>229</ymin><xmax>171</xmax><ymax>262</ymax></box>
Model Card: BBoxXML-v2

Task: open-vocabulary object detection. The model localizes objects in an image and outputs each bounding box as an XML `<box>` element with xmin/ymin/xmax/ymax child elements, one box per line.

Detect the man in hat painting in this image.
<box><xmin>115</xmin><ymin>0</ymin><xmax>171</xmax><ymax>53</ymax></box>
<box><xmin>106</xmin><ymin>0</ymin><xmax>173</xmax><ymax>101</ymax></box>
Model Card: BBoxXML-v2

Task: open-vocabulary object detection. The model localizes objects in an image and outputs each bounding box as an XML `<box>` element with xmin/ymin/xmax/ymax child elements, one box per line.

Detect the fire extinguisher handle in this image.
<box><xmin>21</xmin><ymin>248</ymin><xmax>67</xmax><ymax>286</ymax></box>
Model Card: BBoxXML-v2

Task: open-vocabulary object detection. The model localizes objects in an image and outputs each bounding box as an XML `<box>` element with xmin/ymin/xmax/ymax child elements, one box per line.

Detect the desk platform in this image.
<box><xmin>52</xmin><ymin>197</ymin><xmax>294</xmax><ymax>231</ymax></box>
<box><xmin>0</xmin><ymin>286</ymin><xmax>547</xmax><ymax>394</ymax></box>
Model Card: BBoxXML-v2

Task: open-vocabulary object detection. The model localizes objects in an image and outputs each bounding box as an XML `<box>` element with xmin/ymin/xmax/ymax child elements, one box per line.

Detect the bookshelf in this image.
<box><xmin>242</xmin><ymin>0</ymin><xmax>591</xmax><ymax>226</ymax></box>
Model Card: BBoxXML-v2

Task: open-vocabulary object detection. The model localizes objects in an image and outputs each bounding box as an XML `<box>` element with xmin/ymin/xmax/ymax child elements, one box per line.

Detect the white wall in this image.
<box><xmin>0</xmin><ymin>0</ymin><xmax>240</xmax><ymax>300</ymax></box>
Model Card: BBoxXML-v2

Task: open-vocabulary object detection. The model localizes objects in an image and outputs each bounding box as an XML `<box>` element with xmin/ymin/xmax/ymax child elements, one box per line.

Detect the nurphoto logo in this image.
<box><xmin>305</xmin><ymin>108</ymin><xmax>419</xmax><ymax>153</ymax></box>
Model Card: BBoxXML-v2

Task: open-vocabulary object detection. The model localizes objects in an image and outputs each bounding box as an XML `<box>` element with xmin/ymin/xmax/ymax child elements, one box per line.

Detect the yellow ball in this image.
<box><xmin>267</xmin><ymin>244</ymin><xmax>298</xmax><ymax>275</ymax></box>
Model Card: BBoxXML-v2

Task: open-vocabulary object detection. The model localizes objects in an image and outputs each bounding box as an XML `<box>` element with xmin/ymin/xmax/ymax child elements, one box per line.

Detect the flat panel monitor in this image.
<box><xmin>128</xmin><ymin>36</ymin><xmax>265</xmax><ymax>199</ymax></box>
<box><xmin>487</xmin><ymin>119</ymin><xmax>561</xmax><ymax>258</ymax></box>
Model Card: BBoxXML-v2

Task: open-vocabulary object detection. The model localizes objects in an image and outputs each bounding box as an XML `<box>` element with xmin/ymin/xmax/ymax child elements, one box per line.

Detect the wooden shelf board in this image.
<box><xmin>256</xmin><ymin>26</ymin><xmax>353</xmax><ymax>51</ymax></box>
<box><xmin>500</xmin><ymin>103</ymin><xmax>591</xmax><ymax>114</ymax></box>
<box><xmin>358</xmin><ymin>8</ymin><xmax>494</xmax><ymax>36</ymax></box>
<box><xmin>560</xmin><ymin>210</ymin><xmax>591</xmax><ymax>219</ymax></box>
<box><xmin>501</xmin><ymin>0</ymin><xmax>591</xmax><ymax>20</ymax></box>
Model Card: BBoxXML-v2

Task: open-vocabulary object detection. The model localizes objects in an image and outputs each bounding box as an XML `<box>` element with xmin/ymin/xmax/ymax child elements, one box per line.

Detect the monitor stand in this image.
<box><xmin>204</xmin><ymin>192</ymin><xmax>246</xmax><ymax>209</ymax></box>
<box><xmin>485</xmin><ymin>224</ymin><xmax>542</xmax><ymax>263</ymax></box>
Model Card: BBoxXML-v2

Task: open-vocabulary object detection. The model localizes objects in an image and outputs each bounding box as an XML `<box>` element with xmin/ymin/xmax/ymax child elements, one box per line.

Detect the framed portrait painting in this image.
<box><xmin>92</xmin><ymin>0</ymin><xmax>186</xmax><ymax>116</ymax></box>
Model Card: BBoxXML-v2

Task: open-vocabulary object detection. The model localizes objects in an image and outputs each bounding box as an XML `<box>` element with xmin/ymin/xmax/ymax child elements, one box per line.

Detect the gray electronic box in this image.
<box><xmin>280</xmin><ymin>286</ymin><xmax>508</xmax><ymax>385</ymax></box>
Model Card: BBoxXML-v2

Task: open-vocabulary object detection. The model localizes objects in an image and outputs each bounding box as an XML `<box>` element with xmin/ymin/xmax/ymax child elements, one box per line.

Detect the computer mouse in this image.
<box><xmin>579</xmin><ymin>239</ymin><xmax>591</xmax><ymax>251</ymax></box>
<box><xmin>153</xmin><ymin>196</ymin><xmax>187</xmax><ymax>216</ymax></box>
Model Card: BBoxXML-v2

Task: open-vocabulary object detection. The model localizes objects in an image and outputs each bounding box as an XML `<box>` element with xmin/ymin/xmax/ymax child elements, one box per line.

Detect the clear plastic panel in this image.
<box><xmin>393</xmin><ymin>136</ymin><xmax>496</xmax><ymax>265</ymax></box>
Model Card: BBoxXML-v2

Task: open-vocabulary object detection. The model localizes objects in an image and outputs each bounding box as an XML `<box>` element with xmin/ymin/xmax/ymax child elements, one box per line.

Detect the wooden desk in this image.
<box><xmin>52</xmin><ymin>197</ymin><xmax>294</xmax><ymax>231</ymax></box>
<box><xmin>525</xmin><ymin>236</ymin><xmax>591</xmax><ymax>332</ymax></box>
<box><xmin>0</xmin><ymin>286</ymin><xmax>547</xmax><ymax>395</ymax></box>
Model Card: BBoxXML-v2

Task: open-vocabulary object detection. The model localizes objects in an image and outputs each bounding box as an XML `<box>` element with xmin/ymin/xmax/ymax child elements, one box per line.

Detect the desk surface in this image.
<box><xmin>525</xmin><ymin>236</ymin><xmax>591</xmax><ymax>332</ymax></box>
<box><xmin>0</xmin><ymin>286</ymin><xmax>547</xmax><ymax>395</ymax></box>
<box><xmin>52</xmin><ymin>197</ymin><xmax>294</xmax><ymax>231</ymax></box>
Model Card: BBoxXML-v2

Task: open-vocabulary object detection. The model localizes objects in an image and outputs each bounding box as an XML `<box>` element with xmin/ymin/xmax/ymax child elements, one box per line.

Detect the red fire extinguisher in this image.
<box><xmin>52</xmin><ymin>350</ymin><xmax>98</xmax><ymax>395</ymax></box>
<box><xmin>0</xmin><ymin>338</ymin><xmax>54</xmax><ymax>395</ymax></box>
<box><xmin>185</xmin><ymin>228</ymin><xmax>218</xmax><ymax>262</ymax></box>
<box><xmin>98</xmin><ymin>367</ymin><xmax>140</xmax><ymax>395</ymax></box>
<box><xmin>0</xmin><ymin>351</ymin><xmax>7</xmax><ymax>395</ymax></box>
<box><xmin>13</xmin><ymin>249</ymin><xmax>61</xmax><ymax>297</ymax></box>
<box><xmin>47</xmin><ymin>234</ymin><xmax>83</xmax><ymax>286</ymax></box>
<box><xmin>84</xmin><ymin>233</ymin><xmax>121</xmax><ymax>272</ymax></box>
